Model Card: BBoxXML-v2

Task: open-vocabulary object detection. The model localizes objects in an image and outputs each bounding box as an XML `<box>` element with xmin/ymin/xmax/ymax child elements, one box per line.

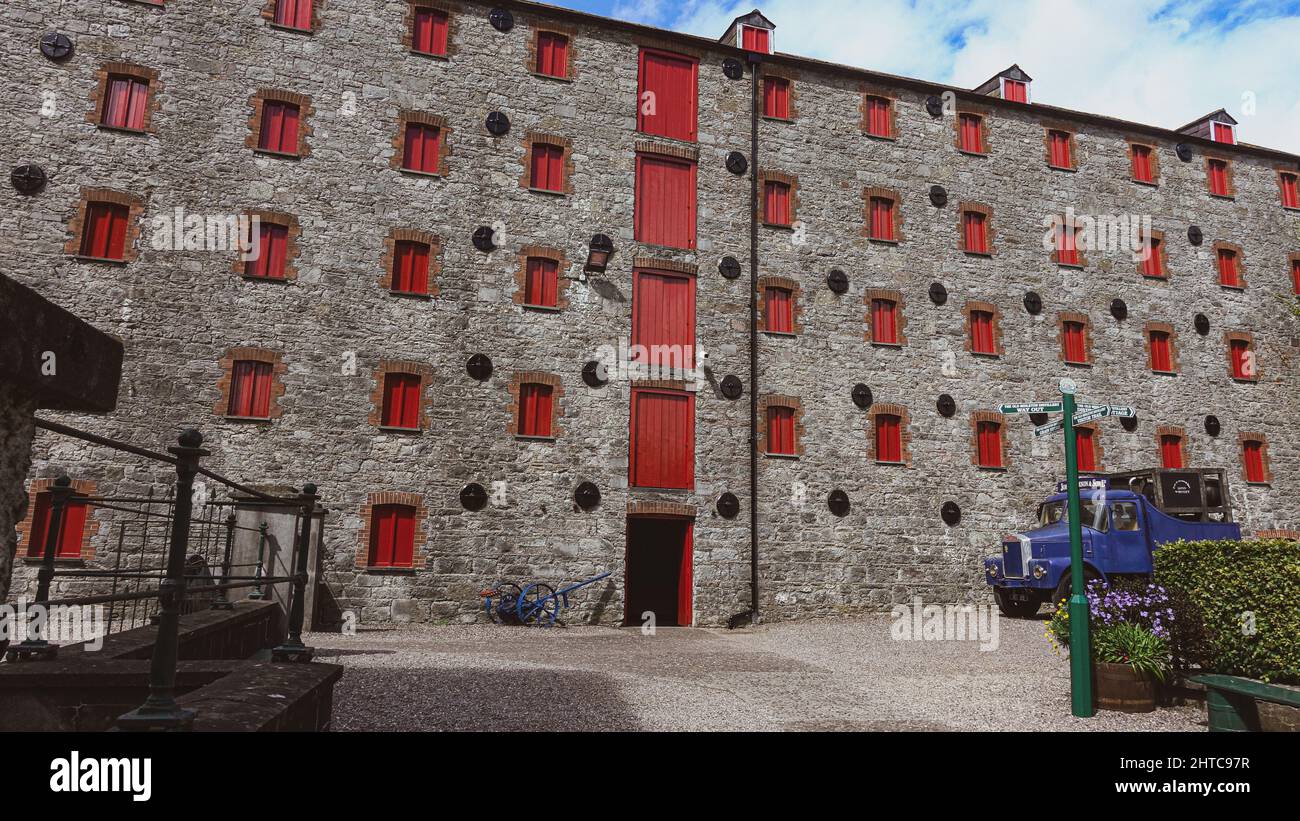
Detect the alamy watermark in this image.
<box><xmin>149</xmin><ymin>207</ymin><xmax>261</xmax><ymax>260</ymax></box>
<box><xmin>1040</xmin><ymin>207</ymin><xmax>1152</xmax><ymax>262</ymax></box>
<box><xmin>0</xmin><ymin>599</ymin><xmax>106</xmax><ymax>651</ymax></box>
<box><xmin>891</xmin><ymin>596</ymin><xmax>1000</xmax><ymax>651</ymax></box>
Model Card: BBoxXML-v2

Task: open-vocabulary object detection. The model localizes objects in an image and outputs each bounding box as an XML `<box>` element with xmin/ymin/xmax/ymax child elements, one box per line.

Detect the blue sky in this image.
<box><xmin>542</xmin><ymin>0</ymin><xmax>1300</xmax><ymax>152</ymax></box>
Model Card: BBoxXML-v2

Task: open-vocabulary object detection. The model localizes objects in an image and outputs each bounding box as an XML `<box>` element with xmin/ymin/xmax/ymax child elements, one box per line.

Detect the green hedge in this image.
<box><xmin>1154</xmin><ymin>539</ymin><xmax>1300</xmax><ymax>684</ymax></box>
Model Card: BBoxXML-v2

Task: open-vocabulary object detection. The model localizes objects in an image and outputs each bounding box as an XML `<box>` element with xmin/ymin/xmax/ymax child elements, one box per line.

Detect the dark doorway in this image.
<box><xmin>624</xmin><ymin>517</ymin><xmax>693</xmax><ymax>627</ymax></box>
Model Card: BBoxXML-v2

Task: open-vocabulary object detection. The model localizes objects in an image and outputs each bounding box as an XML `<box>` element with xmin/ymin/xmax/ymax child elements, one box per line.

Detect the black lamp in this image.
<box><xmin>586</xmin><ymin>233</ymin><xmax>614</xmax><ymax>273</ymax></box>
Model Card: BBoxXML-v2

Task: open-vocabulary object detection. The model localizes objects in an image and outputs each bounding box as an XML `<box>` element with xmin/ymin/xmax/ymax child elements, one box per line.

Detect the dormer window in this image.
<box><xmin>741</xmin><ymin>25</ymin><xmax>771</xmax><ymax>52</ymax></box>
<box><xmin>1211</xmin><ymin>122</ymin><xmax>1236</xmax><ymax>144</ymax></box>
<box><xmin>1001</xmin><ymin>78</ymin><xmax>1028</xmax><ymax>103</ymax></box>
<box><xmin>722</xmin><ymin>12</ymin><xmax>776</xmax><ymax>55</ymax></box>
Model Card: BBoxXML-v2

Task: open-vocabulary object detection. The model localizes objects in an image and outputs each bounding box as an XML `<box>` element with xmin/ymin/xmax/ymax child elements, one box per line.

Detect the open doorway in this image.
<box><xmin>624</xmin><ymin>517</ymin><xmax>693</xmax><ymax>627</ymax></box>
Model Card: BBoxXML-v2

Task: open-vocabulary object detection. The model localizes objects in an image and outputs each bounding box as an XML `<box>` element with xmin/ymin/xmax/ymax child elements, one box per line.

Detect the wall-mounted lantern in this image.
<box><xmin>585</xmin><ymin>234</ymin><xmax>614</xmax><ymax>273</ymax></box>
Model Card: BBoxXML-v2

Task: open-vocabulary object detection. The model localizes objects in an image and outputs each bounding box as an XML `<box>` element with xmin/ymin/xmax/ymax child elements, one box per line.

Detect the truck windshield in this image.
<box><xmin>1039</xmin><ymin>500</ymin><xmax>1109</xmax><ymax>532</ymax></box>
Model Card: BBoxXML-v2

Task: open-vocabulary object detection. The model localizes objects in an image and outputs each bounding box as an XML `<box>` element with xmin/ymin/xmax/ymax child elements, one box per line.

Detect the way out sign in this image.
<box><xmin>999</xmin><ymin>402</ymin><xmax>1062</xmax><ymax>415</ymax></box>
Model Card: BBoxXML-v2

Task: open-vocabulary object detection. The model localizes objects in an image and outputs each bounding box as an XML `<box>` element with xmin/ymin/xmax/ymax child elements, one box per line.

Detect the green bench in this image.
<box><xmin>1191</xmin><ymin>674</ymin><xmax>1300</xmax><ymax>732</ymax></box>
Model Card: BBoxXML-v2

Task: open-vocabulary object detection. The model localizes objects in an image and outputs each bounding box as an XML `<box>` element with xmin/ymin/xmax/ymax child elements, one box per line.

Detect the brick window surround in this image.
<box><xmin>356</xmin><ymin>492</ymin><xmax>428</xmax><ymax>571</ymax></box>
<box><xmin>233</xmin><ymin>210</ymin><xmax>301</xmax><ymax>281</ymax></box>
<box><xmin>404</xmin><ymin>2</ymin><xmax>457</xmax><ymax>58</ymax></box>
<box><xmin>1043</xmin><ymin>124</ymin><xmax>1079</xmax><ymax>171</ymax></box>
<box><xmin>869</xmin><ymin>403</ymin><xmax>912</xmax><ymax>465</ymax></box>
<box><xmin>528</xmin><ymin>24</ymin><xmax>577</xmax><ymax>80</ymax></box>
<box><xmin>368</xmin><ymin>360</ymin><xmax>432</xmax><ymax>431</ymax></box>
<box><xmin>65</xmin><ymin>188</ymin><xmax>146</xmax><ymax>263</ymax></box>
<box><xmin>757</xmin><ymin>275</ymin><xmax>802</xmax><ymax>334</ymax></box>
<box><xmin>87</xmin><ymin>62</ymin><xmax>163</xmax><ymax>134</ymax></box>
<box><xmin>758</xmin><ymin>170</ymin><xmax>799</xmax><ymax>228</ymax></box>
<box><xmin>1143</xmin><ymin>320</ymin><xmax>1180</xmax><ymax>374</ymax></box>
<box><xmin>1224</xmin><ymin>330</ymin><xmax>1259</xmax><ymax>382</ymax></box>
<box><xmin>263</xmin><ymin>0</ymin><xmax>320</xmax><ymax>33</ymax></box>
<box><xmin>758</xmin><ymin>395</ymin><xmax>805</xmax><ymax>457</ymax></box>
<box><xmin>519</xmin><ymin>132</ymin><xmax>574</xmax><ymax>195</ymax></box>
<box><xmin>1155</xmin><ymin>424</ymin><xmax>1189</xmax><ymax>468</ymax></box>
<box><xmin>954</xmin><ymin>109</ymin><xmax>990</xmax><ymax>155</ymax></box>
<box><xmin>1238</xmin><ymin>432</ymin><xmax>1273</xmax><ymax>485</ymax></box>
<box><xmin>760</xmin><ymin>69</ymin><xmax>798</xmax><ymax>121</ymax></box>
<box><xmin>626</xmin><ymin>500</ymin><xmax>697</xmax><ymax>518</ymax></box>
<box><xmin>1126</xmin><ymin>139</ymin><xmax>1160</xmax><ymax>185</ymax></box>
<box><xmin>962</xmin><ymin>300</ymin><xmax>1004</xmax><ymax>357</ymax></box>
<box><xmin>214</xmin><ymin>347</ymin><xmax>287</xmax><ymax>421</ymax></box>
<box><xmin>1057</xmin><ymin>311</ymin><xmax>1093</xmax><ymax>366</ymax></box>
<box><xmin>16</xmin><ymin>478</ymin><xmax>98</xmax><ymax>562</ymax></box>
<box><xmin>245</xmin><ymin>89</ymin><xmax>313</xmax><ymax>157</ymax></box>
<box><xmin>957</xmin><ymin>201</ymin><xmax>996</xmax><ymax>255</ymax></box>
<box><xmin>513</xmin><ymin>245</ymin><xmax>569</xmax><ymax>310</ymax></box>
<box><xmin>859</xmin><ymin>88</ymin><xmax>898</xmax><ymax>139</ymax></box>
<box><xmin>1255</xmin><ymin>530</ymin><xmax>1299</xmax><ymax>540</ymax></box>
<box><xmin>970</xmin><ymin>410</ymin><xmax>1009</xmax><ymax>470</ymax></box>
<box><xmin>380</xmin><ymin>227</ymin><xmax>441</xmax><ymax>296</ymax></box>
<box><xmin>1212</xmin><ymin>241</ymin><xmax>1246</xmax><ymax>289</ymax></box>
<box><xmin>863</xmin><ymin>186</ymin><xmax>903</xmax><ymax>243</ymax></box>
<box><xmin>507</xmin><ymin>371</ymin><xmax>564</xmax><ymax>439</ymax></box>
<box><xmin>1137</xmin><ymin>227</ymin><xmax>1169</xmax><ymax>279</ymax></box>
<box><xmin>1276</xmin><ymin>168</ymin><xmax>1300</xmax><ymax>210</ymax></box>
<box><xmin>1049</xmin><ymin>213</ymin><xmax>1088</xmax><ymax>267</ymax></box>
<box><xmin>1204</xmin><ymin>155</ymin><xmax>1236</xmax><ymax>198</ymax></box>
<box><xmin>391</xmin><ymin>111</ymin><xmax>452</xmax><ymax>175</ymax></box>
<box><xmin>865</xmin><ymin>288</ymin><xmax>907</xmax><ymax>346</ymax></box>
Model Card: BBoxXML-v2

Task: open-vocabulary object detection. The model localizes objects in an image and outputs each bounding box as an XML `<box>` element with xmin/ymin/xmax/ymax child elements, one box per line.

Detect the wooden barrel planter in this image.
<box><xmin>1094</xmin><ymin>662</ymin><xmax>1158</xmax><ymax>713</ymax></box>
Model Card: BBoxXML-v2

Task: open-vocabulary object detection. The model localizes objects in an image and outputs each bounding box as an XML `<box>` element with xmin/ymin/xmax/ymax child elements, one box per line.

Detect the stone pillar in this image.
<box><xmin>0</xmin><ymin>395</ymin><xmax>37</xmax><ymax>604</ymax></box>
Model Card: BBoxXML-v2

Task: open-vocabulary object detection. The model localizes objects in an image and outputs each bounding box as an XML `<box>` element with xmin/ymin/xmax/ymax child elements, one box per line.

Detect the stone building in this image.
<box><xmin>3</xmin><ymin>0</ymin><xmax>1297</xmax><ymax>627</ymax></box>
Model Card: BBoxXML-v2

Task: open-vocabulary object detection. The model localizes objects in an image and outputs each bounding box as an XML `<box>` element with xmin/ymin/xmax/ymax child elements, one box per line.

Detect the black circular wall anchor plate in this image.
<box><xmin>925</xmin><ymin>95</ymin><xmax>944</xmax><ymax>117</ymax></box>
<box><xmin>1187</xmin><ymin>225</ymin><xmax>1203</xmax><ymax>246</ymax></box>
<box><xmin>1029</xmin><ymin>412</ymin><xmax>1049</xmax><ymax>426</ymax></box>
<box><xmin>851</xmin><ymin>383</ymin><xmax>873</xmax><ymax>409</ymax></box>
<box><xmin>722</xmin><ymin>58</ymin><xmax>744</xmax><ymax>80</ymax></box>
<box><xmin>1120</xmin><ymin>415</ymin><xmax>1138</xmax><ymax>432</ymax></box>
<box><xmin>826</xmin><ymin>268</ymin><xmax>848</xmax><ymax>294</ymax></box>
<box><xmin>489</xmin><ymin>7</ymin><xmax>514</xmax><ymax>32</ymax></box>
<box><xmin>1194</xmin><ymin>313</ymin><xmax>1210</xmax><ymax>336</ymax></box>
<box><xmin>461</xmin><ymin>483</ymin><xmax>489</xmax><ymax>511</ymax></box>
<box><xmin>716</xmin><ymin>492</ymin><xmax>740</xmax><ymax>519</ymax></box>
<box><xmin>1204</xmin><ymin>415</ymin><xmax>1221</xmax><ymax>437</ymax></box>
<box><xmin>485</xmin><ymin>111</ymin><xmax>510</xmax><ymax>136</ymax></box>
<box><xmin>574</xmin><ymin>482</ymin><xmax>600</xmax><ymax>510</ymax></box>
<box><xmin>718</xmin><ymin>256</ymin><xmax>741</xmax><ymax>280</ymax></box>
<box><xmin>466</xmin><ymin>353</ymin><xmax>493</xmax><ymax>381</ymax></box>
<box><xmin>1023</xmin><ymin>291</ymin><xmax>1043</xmax><ymax>315</ymax></box>
<box><xmin>720</xmin><ymin>374</ymin><xmax>743</xmax><ymax>400</ymax></box>
<box><xmin>472</xmin><ymin>225</ymin><xmax>497</xmax><ymax>252</ymax></box>
<box><xmin>941</xmin><ymin>501</ymin><xmax>961</xmax><ymax>526</ymax></box>
<box><xmin>827</xmin><ymin>489</ymin><xmax>851</xmax><ymax>517</ymax></box>
<box><xmin>1110</xmin><ymin>298</ymin><xmax>1128</xmax><ymax>321</ymax></box>
<box><xmin>581</xmin><ymin>360</ymin><xmax>607</xmax><ymax>388</ymax></box>
<box><xmin>936</xmin><ymin>394</ymin><xmax>956</xmax><ymax>418</ymax></box>
<box><xmin>725</xmin><ymin>151</ymin><xmax>748</xmax><ymax>175</ymax></box>
<box><xmin>928</xmin><ymin>282</ymin><xmax>948</xmax><ymax>306</ymax></box>
<box><xmin>40</xmin><ymin>32</ymin><xmax>73</xmax><ymax>61</ymax></box>
<box><xmin>1175</xmin><ymin>143</ymin><xmax>1194</xmax><ymax>162</ymax></box>
<box><xmin>928</xmin><ymin>184</ymin><xmax>948</xmax><ymax>207</ymax></box>
<box><xmin>11</xmin><ymin>164</ymin><xmax>47</xmax><ymax>195</ymax></box>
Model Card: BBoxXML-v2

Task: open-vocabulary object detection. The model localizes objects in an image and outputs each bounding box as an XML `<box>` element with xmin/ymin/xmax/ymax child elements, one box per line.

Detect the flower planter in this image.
<box><xmin>1094</xmin><ymin>661</ymin><xmax>1158</xmax><ymax>713</ymax></box>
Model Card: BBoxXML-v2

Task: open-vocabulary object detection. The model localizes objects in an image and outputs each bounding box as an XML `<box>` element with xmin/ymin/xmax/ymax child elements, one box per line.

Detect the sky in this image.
<box><xmin>546</xmin><ymin>0</ymin><xmax>1300</xmax><ymax>153</ymax></box>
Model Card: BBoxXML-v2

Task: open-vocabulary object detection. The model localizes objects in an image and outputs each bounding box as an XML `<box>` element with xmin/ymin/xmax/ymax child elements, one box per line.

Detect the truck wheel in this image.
<box><xmin>994</xmin><ymin>588</ymin><xmax>1040</xmax><ymax>618</ymax></box>
<box><xmin>1052</xmin><ymin>569</ymin><xmax>1101</xmax><ymax>611</ymax></box>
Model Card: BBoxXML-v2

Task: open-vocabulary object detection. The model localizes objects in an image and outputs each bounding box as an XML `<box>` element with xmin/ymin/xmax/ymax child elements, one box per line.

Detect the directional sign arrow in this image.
<box><xmin>1105</xmin><ymin>406</ymin><xmax>1137</xmax><ymax>418</ymax></box>
<box><xmin>1033</xmin><ymin>419</ymin><xmax>1065</xmax><ymax>437</ymax></box>
<box><xmin>1073</xmin><ymin>406</ymin><xmax>1110</xmax><ymax>426</ymax></box>
<box><xmin>1000</xmin><ymin>402</ymin><xmax>1063</xmax><ymax>414</ymax></box>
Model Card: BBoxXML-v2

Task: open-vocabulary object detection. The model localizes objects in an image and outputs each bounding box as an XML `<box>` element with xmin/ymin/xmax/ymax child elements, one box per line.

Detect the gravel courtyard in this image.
<box><xmin>311</xmin><ymin>615</ymin><xmax>1205</xmax><ymax>731</ymax></box>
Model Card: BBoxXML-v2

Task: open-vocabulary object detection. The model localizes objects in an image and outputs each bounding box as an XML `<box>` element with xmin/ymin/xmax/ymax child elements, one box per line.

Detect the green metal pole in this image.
<box><xmin>1061</xmin><ymin>388</ymin><xmax>1094</xmax><ymax>718</ymax></box>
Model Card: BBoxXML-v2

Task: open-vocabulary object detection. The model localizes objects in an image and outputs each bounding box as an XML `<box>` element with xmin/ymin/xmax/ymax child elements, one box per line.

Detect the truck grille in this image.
<box><xmin>1002</xmin><ymin>541</ymin><xmax>1024</xmax><ymax>578</ymax></box>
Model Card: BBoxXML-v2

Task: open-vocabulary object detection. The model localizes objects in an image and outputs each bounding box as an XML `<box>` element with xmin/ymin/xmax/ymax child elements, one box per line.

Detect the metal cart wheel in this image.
<box><xmin>491</xmin><ymin>582</ymin><xmax>524</xmax><ymax>624</ymax></box>
<box><xmin>517</xmin><ymin>583</ymin><xmax>559</xmax><ymax>626</ymax></box>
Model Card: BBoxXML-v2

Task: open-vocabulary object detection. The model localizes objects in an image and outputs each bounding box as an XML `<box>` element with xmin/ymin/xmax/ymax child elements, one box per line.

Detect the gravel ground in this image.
<box><xmin>310</xmin><ymin>615</ymin><xmax>1205</xmax><ymax>731</ymax></box>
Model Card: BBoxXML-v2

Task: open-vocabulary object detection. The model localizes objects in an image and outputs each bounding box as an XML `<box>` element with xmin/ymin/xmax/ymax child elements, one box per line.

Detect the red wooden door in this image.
<box><xmin>635</xmin><ymin>154</ymin><xmax>696</xmax><ymax>249</ymax></box>
<box><xmin>629</xmin><ymin>388</ymin><xmax>694</xmax><ymax>489</ymax></box>
<box><xmin>637</xmin><ymin>49</ymin><xmax>697</xmax><ymax>141</ymax></box>
<box><xmin>632</xmin><ymin>269</ymin><xmax>695</xmax><ymax>371</ymax></box>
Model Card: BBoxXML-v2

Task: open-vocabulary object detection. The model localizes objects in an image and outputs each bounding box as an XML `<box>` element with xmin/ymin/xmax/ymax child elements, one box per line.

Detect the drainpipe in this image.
<box><xmin>747</xmin><ymin>50</ymin><xmax>762</xmax><ymax>625</ymax></box>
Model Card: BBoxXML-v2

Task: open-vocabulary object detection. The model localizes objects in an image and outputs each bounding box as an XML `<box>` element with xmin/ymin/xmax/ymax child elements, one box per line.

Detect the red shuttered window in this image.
<box><xmin>1160</xmin><ymin>435</ymin><xmax>1183</xmax><ymax>469</ymax></box>
<box><xmin>630</xmin><ymin>389</ymin><xmax>694</xmax><ymax>489</ymax></box>
<box><xmin>1230</xmin><ymin>339</ymin><xmax>1251</xmax><ymax>379</ymax></box>
<box><xmin>1207</xmin><ymin>159</ymin><xmax>1230</xmax><ymax>196</ymax></box>
<box><xmin>25</xmin><ymin>492</ymin><xmax>89</xmax><ymax>559</ymax></box>
<box><xmin>1075</xmin><ymin>429</ymin><xmax>1097</xmax><ymax>472</ymax></box>
<box><xmin>1062</xmin><ymin>321</ymin><xmax>1087</xmax><ymax>364</ymax></box>
<box><xmin>635</xmin><ymin>154</ymin><xmax>696</xmax><ymax>249</ymax></box>
<box><xmin>1217</xmin><ymin>249</ymin><xmax>1241</xmax><ymax>287</ymax></box>
<box><xmin>1292</xmin><ymin>258</ymin><xmax>1300</xmax><ymax>295</ymax></box>
<box><xmin>79</xmin><ymin>202</ymin><xmax>130</xmax><ymax>261</ymax></box>
<box><xmin>402</xmin><ymin>123</ymin><xmax>441</xmax><ymax>174</ymax></box>
<box><xmin>1056</xmin><ymin>224</ymin><xmax>1080</xmax><ymax>266</ymax></box>
<box><xmin>536</xmin><ymin>31</ymin><xmax>569</xmax><ymax>77</ymax></box>
<box><xmin>102</xmin><ymin>75</ymin><xmax>149</xmax><ymax>131</ymax></box>
<box><xmin>518</xmin><ymin>384</ymin><xmax>554</xmax><ymax>438</ymax></box>
<box><xmin>962</xmin><ymin>211</ymin><xmax>988</xmax><ymax>254</ymax></box>
<box><xmin>1048</xmin><ymin>130</ymin><xmax>1071</xmax><ymax>168</ymax></box>
<box><xmin>970</xmin><ymin>310</ymin><xmax>996</xmax><ymax>355</ymax></box>
<box><xmin>763</xmin><ymin>77</ymin><xmax>790</xmax><ymax>119</ymax></box>
<box><xmin>742</xmin><ymin>26</ymin><xmax>770</xmax><ymax>52</ymax></box>
<box><xmin>227</xmin><ymin>360</ymin><xmax>273</xmax><ymax>419</ymax></box>
<box><xmin>976</xmin><ymin>421</ymin><xmax>1003</xmax><ymax>468</ymax></box>
<box><xmin>1149</xmin><ymin>331</ymin><xmax>1173</xmax><ymax>373</ymax></box>
<box><xmin>412</xmin><ymin>7</ymin><xmax>449</xmax><ymax>56</ymax></box>
<box><xmin>763</xmin><ymin>181</ymin><xmax>791</xmax><ymax>227</ymax></box>
<box><xmin>871</xmin><ymin>298</ymin><xmax>899</xmax><ymax>345</ymax></box>
<box><xmin>1141</xmin><ymin>236</ymin><xmax>1164</xmax><ymax>278</ymax></box>
<box><xmin>868</xmin><ymin>197</ymin><xmax>895</xmax><ymax>241</ymax></box>
<box><xmin>766</xmin><ymin>406</ymin><xmax>796</xmax><ymax>455</ymax></box>
<box><xmin>1213</xmin><ymin>122</ymin><xmax>1235</xmax><ymax>144</ymax></box>
<box><xmin>246</xmin><ymin>222</ymin><xmax>289</xmax><ymax>280</ymax></box>
<box><xmin>392</xmin><ymin>240</ymin><xmax>430</xmax><ymax>294</ymax></box>
<box><xmin>523</xmin><ymin>257</ymin><xmax>559</xmax><ymax>308</ymax></box>
<box><xmin>959</xmin><ymin>114</ymin><xmax>983</xmax><ymax>153</ymax></box>
<box><xmin>1003</xmin><ymin>79</ymin><xmax>1027</xmax><ymax>103</ymax></box>
<box><xmin>632</xmin><ymin>269</ymin><xmax>695</xmax><ymax>370</ymax></box>
<box><xmin>259</xmin><ymin>101</ymin><xmax>300</xmax><ymax>154</ymax></box>
<box><xmin>764</xmin><ymin>287</ymin><xmax>793</xmax><ymax>334</ymax></box>
<box><xmin>529</xmin><ymin>143</ymin><xmax>564</xmax><ymax>192</ymax></box>
<box><xmin>1131</xmin><ymin>144</ymin><xmax>1154</xmax><ymax>183</ymax></box>
<box><xmin>274</xmin><ymin>0</ymin><xmax>313</xmax><ymax>30</ymax></box>
<box><xmin>1281</xmin><ymin>173</ymin><xmax>1300</xmax><ymax>209</ymax></box>
<box><xmin>637</xmin><ymin>50</ymin><xmax>697</xmax><ymax>142</ymax></box>
<box><xmin>864</xmin><ymin>96</ymin><xmax>892</xmax><ymax>138</ymax></box>
<box><xmin>368</xmin><ymin>505</ymin><xmax>415</xmax><ymax>568</ymax></box>
<box><xmin>381</xmin><ymin>372</ymin><xmax>421</xmax><ymax>429</ymax></box>
<box><xmin>875</xmin><ymin>414</ymin><xmax>902</xmax><ymax>464</ymax></box>
<box><xmin>1242</xmin><ymin>440</ymin><xmax>1266</xmax><ymax>483</ymax></box>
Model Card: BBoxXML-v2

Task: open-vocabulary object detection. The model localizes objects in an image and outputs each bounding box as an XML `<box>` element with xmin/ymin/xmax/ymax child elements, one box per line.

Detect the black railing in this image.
<box><xmin>3</xmin><ymin>420</ymin><xmax>323</xmax><ymax>731</ymax></box>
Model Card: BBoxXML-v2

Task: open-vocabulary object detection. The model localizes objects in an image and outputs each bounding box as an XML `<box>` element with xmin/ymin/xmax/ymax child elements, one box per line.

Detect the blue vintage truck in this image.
<box><xmin>984</xmin><ymin>468</ymin><xmax>1241</xmax><ymax>617</ymax></box>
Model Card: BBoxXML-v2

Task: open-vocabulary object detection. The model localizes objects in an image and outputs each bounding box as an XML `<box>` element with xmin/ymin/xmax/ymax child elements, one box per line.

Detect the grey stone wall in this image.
<box><xmin>0</xmin><ymin>394</ymin><xmax>37</xmax><ymax>604</ymax></box>
<box><xmin>2</xmin><ymin>0</ymin><xmax>1296</xmax><ymax>626</ymax></box>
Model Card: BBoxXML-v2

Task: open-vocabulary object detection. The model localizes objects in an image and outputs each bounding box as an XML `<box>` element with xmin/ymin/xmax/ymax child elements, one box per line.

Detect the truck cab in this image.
<box><xmin>984</xmin><ymin>468</ymin><xmax>1240</xmax><ymax>617</ymax></box>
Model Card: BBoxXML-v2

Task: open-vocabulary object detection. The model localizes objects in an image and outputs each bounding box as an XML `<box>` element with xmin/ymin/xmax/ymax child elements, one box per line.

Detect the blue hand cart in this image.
<box><xmin>482</xmin><ymin>571</ymin><xmax>611</xmax><ymax>627</ymax></box>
